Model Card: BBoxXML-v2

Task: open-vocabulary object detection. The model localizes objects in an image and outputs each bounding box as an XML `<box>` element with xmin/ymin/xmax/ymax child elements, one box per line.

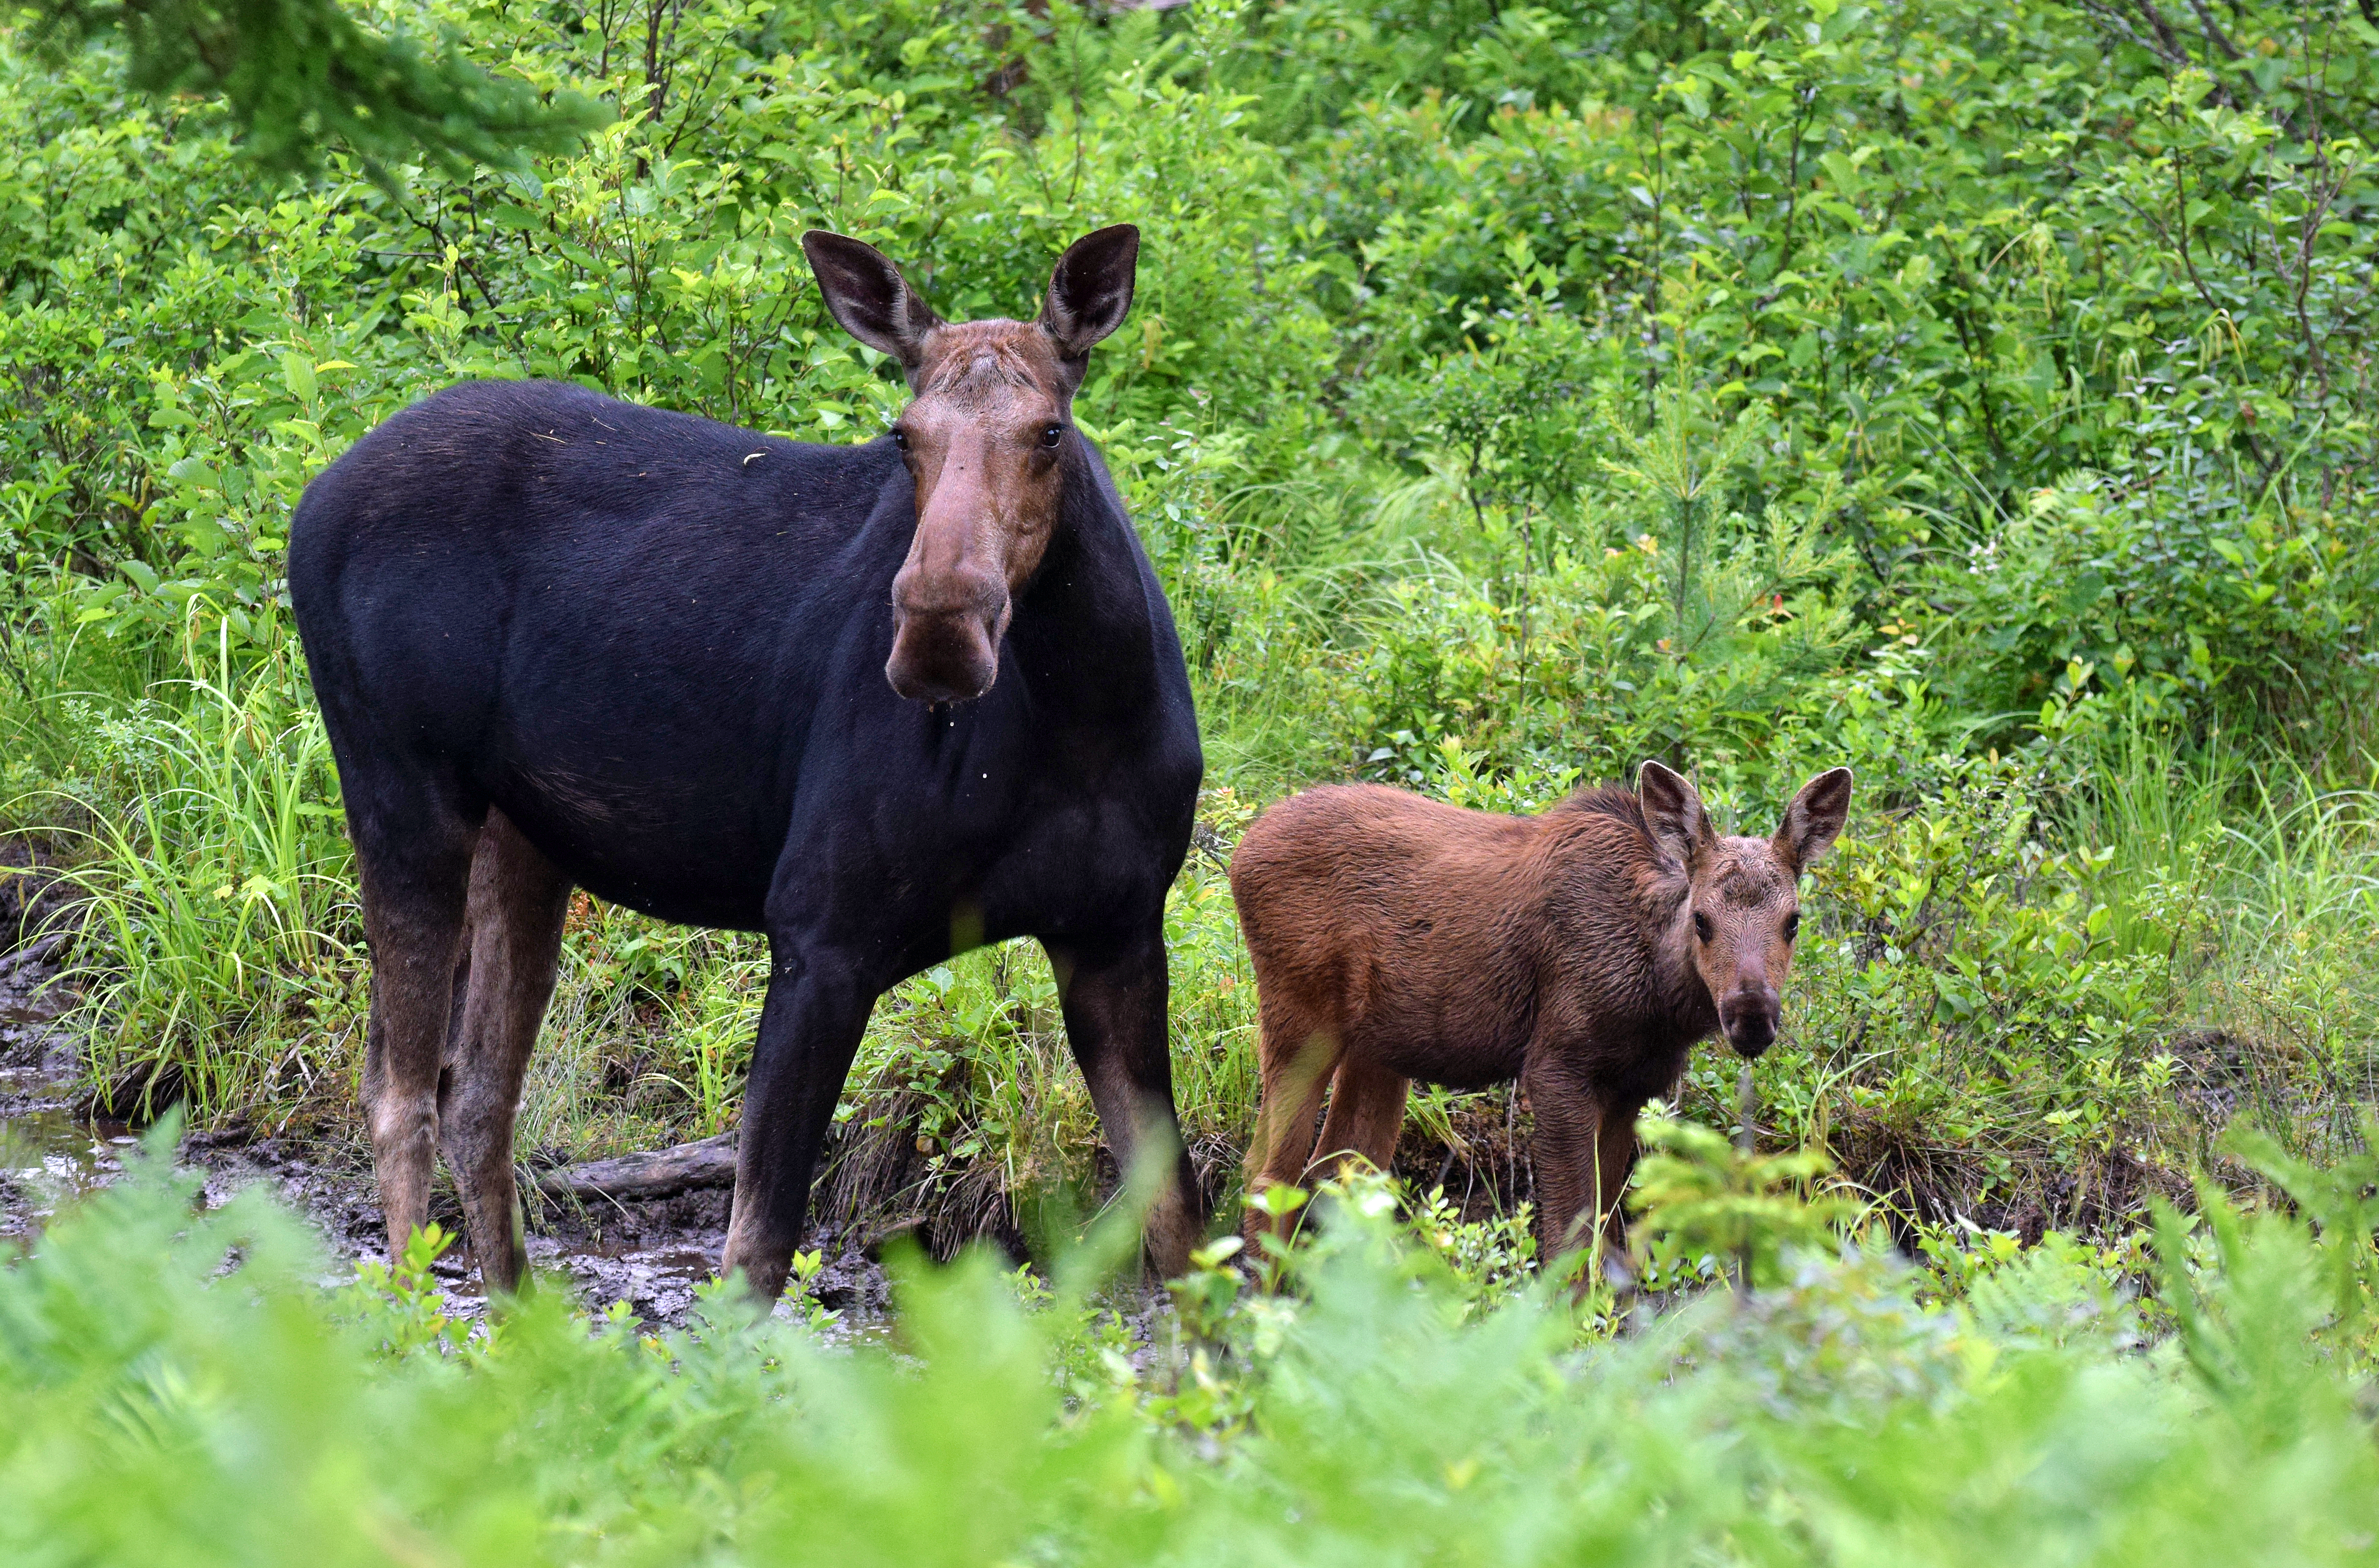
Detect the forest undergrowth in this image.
<box><xmin>2</xmin><ymin>0</ymin><xmax>2378</xmax><ymax>1301</ymax></box>
<box><xmin>7</xmin><ymin>0</ymin><xmax>2379</xmax><ymax>1556</ymax></box>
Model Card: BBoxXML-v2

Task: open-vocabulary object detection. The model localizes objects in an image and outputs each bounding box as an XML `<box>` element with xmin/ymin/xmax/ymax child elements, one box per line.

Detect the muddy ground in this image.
<box><xmin>0</xmin><ymin>932</ymin><xmax>895</xmax><ymax>1330</ymax></box>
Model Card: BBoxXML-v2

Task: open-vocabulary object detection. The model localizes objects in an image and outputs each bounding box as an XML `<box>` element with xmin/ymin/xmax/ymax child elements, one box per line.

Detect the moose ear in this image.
<box><xmin>802</xmin><ymin>230</ymin><xmax>944</xmax><ymax>381</ymax></box>
<box><xmin>1774</xmin><ymin>767</ymin><xmax>1854</xmax><ymax>873</ymax></box>
<box><xmin>1637</xmin><ymin>760</ymin><xmax>1711</xmax><ymax>870</ymax></box>
<box><xmin>1038</xmin><ymin>224</ymin><xmax>1139</xmax><ymax>373</ymax></box>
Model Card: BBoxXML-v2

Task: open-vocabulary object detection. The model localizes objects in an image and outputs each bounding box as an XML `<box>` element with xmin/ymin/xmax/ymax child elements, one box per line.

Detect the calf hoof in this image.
<box><xmin>1596</xmin><ymin>1247</ymin><xmax>1640</xmax><ymax>1298</ymax></box>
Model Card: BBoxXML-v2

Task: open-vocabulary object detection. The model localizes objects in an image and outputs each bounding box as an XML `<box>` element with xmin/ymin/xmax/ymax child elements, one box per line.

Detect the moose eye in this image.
<box><xmin>1039</xmin><ymin>423</ymin><xmax>1065</xmax><ymax>449</ymax></box>
<box><xmin>1692</xmin><ymin>911</ymin><xmax>1713</xmax><ymax>943</ymax></box>
<box><xmin>1783</xmin><ymin>910</ymin><xmax>1801</xmax><ymax>942</ymax></box>
<box><xmin>889</xmin><ymin>427</ymin><xmax>910</xmax><ymax>451</ymax></box>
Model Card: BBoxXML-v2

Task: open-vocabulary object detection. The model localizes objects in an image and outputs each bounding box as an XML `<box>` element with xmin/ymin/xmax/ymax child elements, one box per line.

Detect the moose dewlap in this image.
<box><xmin>1230</xmin><ymin>760</ymin><xmax>1853</xmax><ymax>1270</ymax></box>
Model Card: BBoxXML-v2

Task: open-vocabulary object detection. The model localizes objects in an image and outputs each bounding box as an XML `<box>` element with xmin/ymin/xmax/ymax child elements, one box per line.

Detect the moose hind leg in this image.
<box><xmin>353</xmin><ymin>791</ymin><xmax>479</xmax><ymax>1271</ymax></box>
<box><xmin>1243</xmin><ymin>996</ymin><xmax>1341</xmax><ymax>1244</ymax></box>
<box><xmin>1311</xmin><ymin>1055</ymin><xmax>1409</xmax><ymax>1183</ymax></box>
<box><xmin>437</xmin><ymin>809</ymin><xmax>572</xmax><ymax>1295</ymax></box>
<box><xmin>1588</xmin><ymin>1093</ymin><xmax>1647</xmax><ymax>1269</ymax></box>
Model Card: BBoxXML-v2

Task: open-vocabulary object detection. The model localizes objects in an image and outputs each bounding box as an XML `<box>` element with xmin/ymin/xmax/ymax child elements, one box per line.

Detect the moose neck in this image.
<box><xmin>1002</xmin><ymin>439</ymin><xmax>1161</xmax><ymax>719</ymax></box>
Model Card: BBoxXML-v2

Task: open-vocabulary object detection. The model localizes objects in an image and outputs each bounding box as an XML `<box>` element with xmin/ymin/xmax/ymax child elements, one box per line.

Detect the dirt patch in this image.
<box><xmin>0</xmin><ymin>936</ymin><xmax>73</xmax><ymax>1076</ymax></box>
<box><xmin>0</xmin><ymin>838</ymin><xmax>70</xmax><ymax>954</ymax></box>
<box><xmin>0</xmin><ymin>925</ymin><xmax>893</xmax><ymax>1331</ymax></box>
<box><xmin>2165</xmin><ymin>1026</ymin><xmax>2262</xmax><ymax>1123</ymax></box>
<box><xmin>1392</xmin><ymin>1089</ymin><xmax>1535</xmax><ymax>1222</ymax></box>
<box><xmin>4</xmin><ymin>1095</ymin><xmax>896</xmax><ymax>1332</ymax></box>
<box><xmin>1824</xmin><ymin>1106</ymin><xmax>2199</xmax><ymax>1248</ymax></box>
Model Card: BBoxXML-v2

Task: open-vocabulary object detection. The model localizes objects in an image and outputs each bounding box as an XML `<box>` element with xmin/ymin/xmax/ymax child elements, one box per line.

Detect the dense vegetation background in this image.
<box><xmin>3</xmin><ymin>0</ymin><xmax>2379</xmax><ymax>1555</ymax></box>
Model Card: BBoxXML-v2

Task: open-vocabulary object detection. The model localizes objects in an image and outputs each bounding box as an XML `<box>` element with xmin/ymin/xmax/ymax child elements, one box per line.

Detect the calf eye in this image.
<box><xmin>1783</xmin><ymin>910</ymin><xmax>1801</xmax><ymax>942</ymax></box>
<box><xmin>889</xmin><ymin>427</ymin><xmax>911</xmax><ymax>451</ymax></box>
<box><xmin>1040</xmin><ymin>423</ymin><xmax>1065</xmax><ymax>449</ymax></box>
<box><xmin>1692</xmin><ymin>911</ymin><xmax>1713</xmax><ymax>943</ymax></box>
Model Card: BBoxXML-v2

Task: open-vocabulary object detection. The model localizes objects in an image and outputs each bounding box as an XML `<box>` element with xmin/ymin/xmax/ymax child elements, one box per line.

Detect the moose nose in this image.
<box><xmin>885</xmin><ymin>656</ymin><xmax>988</xmax><ymax>704</ymax></box>
<box><xmin>1718</xmin><ymin>990</ymin><xmax>1780</xmax><ymax>1058</ymax></box>
<box><xmin>886</xmin><ymin>575</ymin><xmax>1007</xmax><ymax>704</ymax></box>
<box><xmin>885</xmin><ymin>617</ymin><xmax>1000</xmax><ymax>703</ymax></box>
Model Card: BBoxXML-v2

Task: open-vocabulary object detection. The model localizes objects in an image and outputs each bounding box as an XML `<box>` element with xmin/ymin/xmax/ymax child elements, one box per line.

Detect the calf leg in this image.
<box><xmin>1311</xmin><ymin>1055</ymin><xmax>1409</xmax><ymax>1182</ymax></box>
<box><xmin>1520</xmin><ymin>1058</ymin><xmax>1636</xmax><ymax>1283</ymax></box>
<box><xmin>1241</xmin><ymin>995</ymin><xmax>1341</xmax><ymax>1245</ymax></box>
<box><xmin>721</xmin><ymin>940</ymin><xmax>873</xmax><ymax>1302</ymax></box>
<box><xmin>436</xmin><ymin>810</ymin><xmax>572</xmax><ymax>1295</ymax></box>
<box><xmin>351</xmin><ymin>790</ymin><xmax>479</xmax><ymax>1272</ymax></box>
<box><xmin>1589</xmin><ymin>1092</ymin><xmax>1648</xmax><ymax>1268</ymax></box>
<box><xmin>1048</xmin><ymin>927</ymin><xmax>1204</xmax><ymax>1281</ymax></box>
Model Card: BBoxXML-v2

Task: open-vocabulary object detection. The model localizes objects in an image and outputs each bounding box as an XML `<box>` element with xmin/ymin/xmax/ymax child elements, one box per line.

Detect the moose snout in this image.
<box><xmin>887</xmin><ymin>569</ymin><xmax>1009</xmax><ymax>703</ymax></box>
<box><xmin>1717</xmin><ymin>987</ymin><xmax>1781</xmax><ymax>1058</ymax></box>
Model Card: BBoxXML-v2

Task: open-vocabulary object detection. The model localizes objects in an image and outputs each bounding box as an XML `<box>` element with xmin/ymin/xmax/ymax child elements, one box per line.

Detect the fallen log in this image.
<box><xmin>536</xmin><ymin>1131</ymin><xmax>738</xmax><ymax>1202</ymax></box>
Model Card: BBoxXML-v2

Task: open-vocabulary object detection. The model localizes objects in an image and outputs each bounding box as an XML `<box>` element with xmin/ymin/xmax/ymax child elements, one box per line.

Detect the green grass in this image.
<box><xmin>23</xmin><ymin>631</ymin><xmax>358</xmax><ymax>1121</ymax></box>
<box><xmin>2053</xmin><ymin>729</ymin><xmax>2379</xmax><ymax>1156</ymax></box>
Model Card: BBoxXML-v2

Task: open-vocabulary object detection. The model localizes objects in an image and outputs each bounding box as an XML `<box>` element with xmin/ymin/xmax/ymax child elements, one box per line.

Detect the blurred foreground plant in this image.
<box><xmin>7</xmin><ymin>1130</ymin><xmax>2379</xmax><ymax>1565</ymax></box>
<box><xmin>1629</xmin><ymin>1113</ymin><xmax>1858</xmax><ymax>1293</ymax></box>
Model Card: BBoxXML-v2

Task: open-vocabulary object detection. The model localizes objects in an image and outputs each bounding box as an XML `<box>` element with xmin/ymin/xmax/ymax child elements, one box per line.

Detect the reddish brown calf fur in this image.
<box><xmin>1231</xmin><ymin>760</ymin><xmax>1852</xmax><ymax>1274</ymax></box>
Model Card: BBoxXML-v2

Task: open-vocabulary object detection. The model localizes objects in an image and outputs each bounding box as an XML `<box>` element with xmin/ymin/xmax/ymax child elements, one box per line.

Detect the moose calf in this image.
<box><xmin>1231</xmin><ymin>760</ymin><xmax>1853</xmax><ymax>1273</ymax></box>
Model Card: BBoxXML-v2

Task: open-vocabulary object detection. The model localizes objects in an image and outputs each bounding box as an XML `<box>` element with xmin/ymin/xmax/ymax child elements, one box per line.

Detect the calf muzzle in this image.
<box><xmin>1718</xmin><ymin>988</ymin><xmax>1780</xmax><ymax>1058</ymax></box>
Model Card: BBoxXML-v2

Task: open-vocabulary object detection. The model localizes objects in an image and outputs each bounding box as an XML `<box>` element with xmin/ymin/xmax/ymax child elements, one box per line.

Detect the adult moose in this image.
<box><xmin>1232</xmin><ymin>761</ymin><xmax>1852</xmax><ymax>1277</ymax></box>
<box><xmin>289</xmin><ymin>225</ymin><xmax>1205</xmax><ymax>1302</ymax></box>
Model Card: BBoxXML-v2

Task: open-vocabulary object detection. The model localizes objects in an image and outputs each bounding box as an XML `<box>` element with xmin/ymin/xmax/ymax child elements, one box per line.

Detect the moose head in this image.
<box><xmin>801</xmin><ymin>225</ymin><xmax>1141</xmax><ymax>704</ymax></box>
<box><xmin>1637</xmin><ymin>760</ymin><xmax>1855</xmax><ymax>1057</ymax></box>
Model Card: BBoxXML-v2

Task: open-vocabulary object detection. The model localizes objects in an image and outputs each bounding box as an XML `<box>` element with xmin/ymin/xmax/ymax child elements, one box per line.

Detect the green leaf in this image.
<box><xmin>279</xmin><ymin>351</ymin><xmax>316</xmax><ymax>404</ymax></box>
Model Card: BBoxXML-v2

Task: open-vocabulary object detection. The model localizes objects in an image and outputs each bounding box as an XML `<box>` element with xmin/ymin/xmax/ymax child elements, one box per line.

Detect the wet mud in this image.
<box><xmin>0</xmin><ymin>928</ymin><xmax>103</xmax><ymax>1248</ymax></box>
<box><xmin>1</xmin><ymin>925</ymin><xmax>892</xmax><ymax>1331</ymax></box>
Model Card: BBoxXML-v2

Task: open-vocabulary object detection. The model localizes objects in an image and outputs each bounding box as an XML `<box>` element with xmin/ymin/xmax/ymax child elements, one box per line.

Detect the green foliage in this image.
<box><xmin>6</xmin><ymin>0</ymin><xmax>2375</xmax><ymax>766</ymax></box>
<box><xmin>1628</xmin><ymin>1113</ymin><xmax>1854</xmax><ymax>1290</ymax></box>
<box><xmin>2</xmin><ymin>0</ymin><xmax>2379</xmax><ymax>1427</ymax></box>
<box><xmin>7</xmin><ymin>1148</ymin><xmax>2379</xmax><ymax>1563</ymax></box>
<box><xmin>17</xmin><ymin>0</ymin><xmax>604</xmax><ymax>179</ymax></box>
<box><xmin>2218</xmin><ymin>1115</ymin><xmax>2379</xmax><ymax>1356</ymax></box>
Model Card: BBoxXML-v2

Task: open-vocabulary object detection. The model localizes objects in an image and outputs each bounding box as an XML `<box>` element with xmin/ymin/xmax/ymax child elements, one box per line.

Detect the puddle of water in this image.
<box><xmin>0</xmin><ymin>995</ymin><xmax>49</xmax><ymax>1027</ymax></box>
<box><xmin>0</xmin><ymin>1107</ymin><xmax>132</xmax><ymax>1216</ymax></box>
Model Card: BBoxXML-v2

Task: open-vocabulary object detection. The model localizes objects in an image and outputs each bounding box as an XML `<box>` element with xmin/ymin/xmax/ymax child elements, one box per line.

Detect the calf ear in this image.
<box><xmin>1774</xmin><ymin>767</ymin><xmax>1855</xmax><ymax>873</ymax></box>
<box><xmin>1038</xmin><ymin>224</ymin><xmax>1139</xmax><ymax>377</ymax></box>
<box><xmin>802</xmin><ymin>231</ymin><xmax>944</xmax><ymax>382</ymax></box>
<box><xmin>1637</xmin><ymin>760</ymin><xmax>1711</xmax><ymax>870</ymax></box>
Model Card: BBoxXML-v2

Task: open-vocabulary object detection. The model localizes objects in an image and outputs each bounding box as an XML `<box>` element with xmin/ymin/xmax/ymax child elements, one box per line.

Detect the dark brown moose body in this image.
<box><xmin>1231</xmin><ymin>761</ymin><xmax>1852</xmax><ymax>1272</ymax></box>
<box><xmin>289</xmin><ymin>226</ymin><xmax>1207</xmax><ymax>1304</ymax></box>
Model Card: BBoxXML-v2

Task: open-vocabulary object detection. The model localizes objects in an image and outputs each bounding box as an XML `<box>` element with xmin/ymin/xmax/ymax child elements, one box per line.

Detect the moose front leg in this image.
<box><xmin>1046</xmin><ymin>924</ymin><xmax>1203</xmax><ymax>1281</ymax></box>
<box><xmin>1589</xmin><ymin>1091</ymin><xmax>1649</xmax><ymax>1286</ymax></box>
<box><xmin>721</xmin><ymin>940</ymin><xmax>873</xmax><ymax>1302</ymax></box>
<box><xmin>1520</xmin><ymin>1058</ymin><xmax>1642</xmax><ymax>1288</ymax></box>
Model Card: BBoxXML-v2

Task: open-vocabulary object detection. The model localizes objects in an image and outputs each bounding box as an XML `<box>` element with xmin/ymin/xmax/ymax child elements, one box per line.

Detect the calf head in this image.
<box><xmin>801</xmin><ymin>224</ymin><xmax>1141</xmax><ymax>703</ymax></box>
<box><xmin>1638</xmin><ymin>760</ymin><xmax>1855</xmax><ymax>1058</ymax></box>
